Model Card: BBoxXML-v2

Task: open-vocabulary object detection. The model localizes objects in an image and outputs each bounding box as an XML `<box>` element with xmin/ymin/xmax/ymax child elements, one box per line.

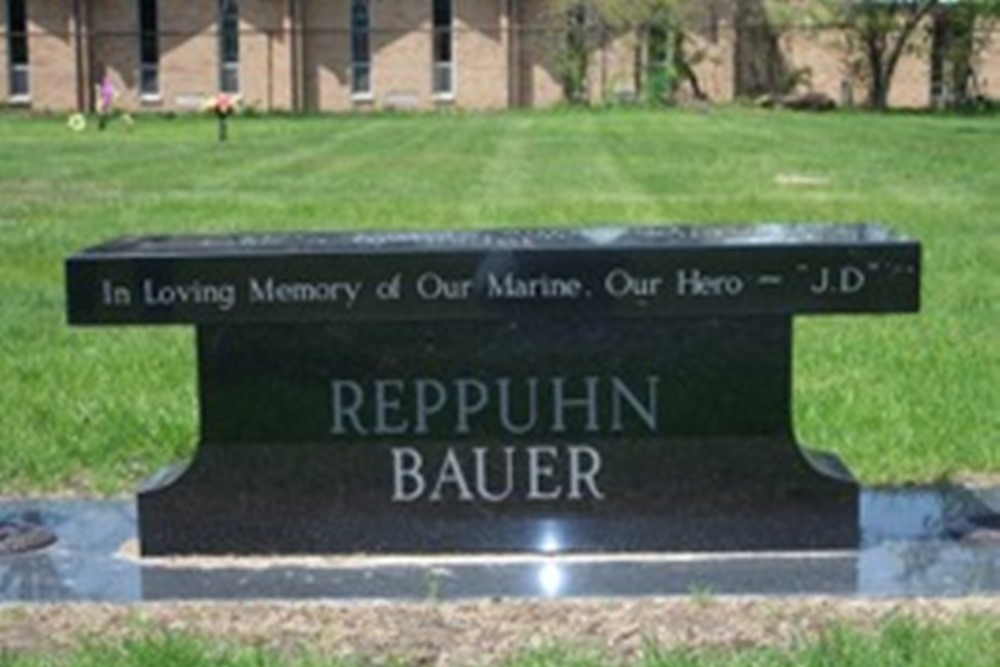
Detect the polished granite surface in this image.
<box><xmin>78</xmin><ymin>224</ymin><xmax>910</xmax><ymax>256</ymax></box>
<box><xmin>67</xmin><ymin>223</ymin><xmax>919</xmax><ymax>326</ymax></box>
<box><xmin>1</xmin><ymin>487</ymin><xmax>997</xmax><ymax>603</ymax></box>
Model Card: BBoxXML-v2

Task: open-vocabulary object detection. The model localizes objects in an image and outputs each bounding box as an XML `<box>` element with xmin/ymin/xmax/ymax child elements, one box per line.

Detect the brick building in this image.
<box><xmin>2</xmin><ymin>1</ymin><xmax>998</xmax><ymax>112</ymax></box>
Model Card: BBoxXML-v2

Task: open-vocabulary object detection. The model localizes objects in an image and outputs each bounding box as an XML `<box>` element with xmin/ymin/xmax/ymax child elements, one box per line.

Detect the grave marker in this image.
<box><xmin>66</xmin><ymin>224</ymin><xmax>920</xmax><ymax>555</ymax></box>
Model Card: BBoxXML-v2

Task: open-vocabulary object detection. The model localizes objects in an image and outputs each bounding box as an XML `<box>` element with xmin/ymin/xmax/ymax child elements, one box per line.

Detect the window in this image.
<box><xmin>138</xmin><ymin>0</ymin><xmax>159</xmax><ymax>97</ymax></box>
<box><xmin>219</xmin><ymin>0</ymin><xmax>240</xmax><ymax>93</ymax></box>
<box><xmin>350</xmin><ymin>0</ymin><xmax>371</xmax><ymax>96</ymax></box>
<box><xmin>6</xmin><ymin>0</ymin><xmax>28</xmax><ymax>99</ymax></box>
<box><xmin>432</xmin><ymin>0</ymin><xmax>453</xmax><ymax>97</ymax></box>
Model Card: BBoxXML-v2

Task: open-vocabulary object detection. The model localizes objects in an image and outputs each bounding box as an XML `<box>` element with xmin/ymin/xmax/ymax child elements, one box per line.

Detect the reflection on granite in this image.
<box><xmin>0</xmin><ymin>489</ymin><xmax>997</xmax><ymax>603</ymax></box>
<box><xmin>90</xmin><ymin>224</ymin><xmax>907</xmax><ymax>257</ymax></box>
<box><xmin>0</xmin><ymin>501</ymin><xmax>138</xmax><ymax>602</ymax></box>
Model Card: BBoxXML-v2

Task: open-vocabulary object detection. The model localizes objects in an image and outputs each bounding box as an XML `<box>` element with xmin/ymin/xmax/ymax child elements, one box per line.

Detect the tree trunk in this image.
<box><xmin>633</xmin><ymin>29</ymin><xmax>644</xmax><ymax>100</ymax></box>
<box><xmin>734</xmin><ymin>0</ymin><xmax>788</xmax><ymax>97</ymax></box>
<box><xmin>859</xmin><ymin>2</ymin><xmax>937</xmax><ymax>110</ymax></box>
<box><xmin>864</xmin><ymin>31</ymin><xmax>890</xmax><ymax>109</ymax></box>
<box><xmin>869</xmin><ymin>70</ymin><xmax>890</xmax><ymax>110</ymax></box>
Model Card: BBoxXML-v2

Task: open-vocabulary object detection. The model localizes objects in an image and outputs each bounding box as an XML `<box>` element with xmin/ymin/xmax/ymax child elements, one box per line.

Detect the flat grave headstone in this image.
<box><xmin>66</xmin><ymin>224</ymin><xmax>920</xmax><ymax>555</ymax></box>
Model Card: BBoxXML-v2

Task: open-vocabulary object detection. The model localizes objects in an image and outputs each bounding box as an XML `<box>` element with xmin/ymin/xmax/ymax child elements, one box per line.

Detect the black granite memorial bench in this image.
<box><xmin>66</xmin><ymin>224</ymin><xmax>920</xmax><ymax>556</ymax></box>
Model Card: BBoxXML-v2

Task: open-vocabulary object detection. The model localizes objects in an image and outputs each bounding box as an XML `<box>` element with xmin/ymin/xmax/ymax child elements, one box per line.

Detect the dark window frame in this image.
<box><xmin>219</xmin><ymin>0</ymin><xmax>240</xmax><ymax>94</ymax></box>
<box><xmin>350</xmin><ymin>0</ymin><xmax>371</xmax><ymax>96</ymax></box>
<box><xmin>432</xmin><ymin>0</ymin><xmax>454</xmax><ymax>96</ymax></box>
<box><xmin>6</xmin><ymin>0</ymin><xmax>29</xmax><ymax>99</ymax></box>
<box><xmin>138</xmin><ymin>0</ymin><xmax>160</xmax><ymax>97</ymax></box>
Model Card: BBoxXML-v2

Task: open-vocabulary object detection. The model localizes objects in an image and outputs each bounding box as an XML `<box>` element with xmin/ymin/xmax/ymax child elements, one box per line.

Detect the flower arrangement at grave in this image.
<box><xmin>98</xmin><ymin>75</ymin><xmax>116</xmax><ymax>131</ymax></box>
<box><xmin>202</xmin><ymin>93</ymin><xmax>241</xmax><ymax>143</ymax></box>
<box><xmin>67</xmin><ymin>113</ymin><xmax>87</xmax><ymax>132</ymax></box>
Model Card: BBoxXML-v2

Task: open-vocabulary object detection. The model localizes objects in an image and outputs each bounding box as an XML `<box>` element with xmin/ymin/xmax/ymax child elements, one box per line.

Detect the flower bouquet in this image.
<box><xmin>67</xmin><ymin>113</ymin><xmax>87</xmax><ymax>132</ymax></box>
<box><xmin>98</xmin><ymin>75</ymin><xmax>116</xmax><ymax>130</ymax></box>
<box><xmin>203</xmin><ymin>93</ymin><xmax>240</xmax><ymax>142</ymax></box>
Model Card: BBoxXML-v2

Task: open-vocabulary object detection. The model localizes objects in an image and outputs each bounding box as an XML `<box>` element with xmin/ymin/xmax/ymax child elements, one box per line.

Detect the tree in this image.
<box><xmin>598</xmin><ymin>0</ymin><xmax>679</xmax><ymax>102</ymax></box>
<box><xmin>931</xmin><ymin>0</ymin><xmax>1000</xmax><ymax>108</ymax></box>
<box><xmin>558</xmin><ymin>2</ymin><xmax>592</xmax><ymax>104</ymax></box>
<box><xmin>547</xmin><ymin>0</ymin><xmax>710</xmax><ymax>104</ymax></box>
<box><xmin>809</xmin><ymin>1</ymin><xmax>940</xmax><ymax>110</ymax></box>
<box><xmin>737</xmin><ymin>0</ymin><xmax>794</xmax><ymax>97</ymax></box>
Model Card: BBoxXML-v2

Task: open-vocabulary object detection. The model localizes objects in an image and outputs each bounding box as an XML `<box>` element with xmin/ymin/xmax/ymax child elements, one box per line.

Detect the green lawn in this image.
<box><xmin>0</xmin><ymin>108</ymin><xmax>996</xmax><ymax>493</ymax></box>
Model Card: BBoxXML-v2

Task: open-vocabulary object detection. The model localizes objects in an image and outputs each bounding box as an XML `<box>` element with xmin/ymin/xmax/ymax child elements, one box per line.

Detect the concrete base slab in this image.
<box><xmin>0</xmin><ymin>487</ymin><xmax>997</xmax><ymax>603</ymax></box>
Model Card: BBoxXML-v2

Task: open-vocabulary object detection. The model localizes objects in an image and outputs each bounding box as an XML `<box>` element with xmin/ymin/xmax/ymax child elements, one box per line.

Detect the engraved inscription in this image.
<box><xmin>142</xmin><ymin>279</ymin><xmax>237</xmax><ymax>312</ymax></box>
<box><xmin>331</xmin><ymin>374</ymin><xmax>657</xmax><ymax>504</ymax></box>
<box><xmin>248</xmin><ymin>277</ymin><xmax>363</xmax><ymax>308</ymax></box>
<box><xmin>676</xmin><ymin>269</ymin><xmax>745</xmax><ymax>297</ymax></box>
<box><xmin>808</xmin><ymin>266</ymin><xmax>867</xmax><ymax>295</ymax></box>
<box><xmin>101</xmin><ymin>280</ymin><xmax>132</xmax><ymax>306</ymax></box>
<box><xmin>604</xmin><ymin>268</ymin><xmax>663</xmax><ymax>298</ymax></box>
<box><xmin>331</xmin><ymin>375</ymin><xmax>660</xmax><ymax>437</ymax></box>
<box><xmin>416</xmin><ymin>272</ymin><xmax>473</xmax><ymax>300</ymax></box>
<box><xmin>80</xmin><ymin>248</ymin><xmax>913</xmax><ymax>322</ymax></box>
<box><xmin>390</xmin><ymin>445</ymin><xmax>605</xmax><ymax>503</ymax></box>
<box><xmin>486</xmin><ymin>272</ymin><xmax>584</xmax><ymax>299</ymax></box>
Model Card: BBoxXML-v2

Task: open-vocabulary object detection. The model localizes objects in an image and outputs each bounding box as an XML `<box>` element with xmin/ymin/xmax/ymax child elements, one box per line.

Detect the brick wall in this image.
<box><xmin>301</xmin><ymin>0</ymin><xmax>350</xmax><ymax>111</ymax></box>
<box><xmin>368</xmin><ymin>0</ymin><xmax>432</xmax><ymax>110</ymax></box>
<box><xmin>89</xmin><ymin>0</ymin><xmax>139</xmax><ymax>109</ymax></box>
<box><xmin>781</xmin><ymin>28</ymin><xmax>851</xmax><ymax>104</ymax></box>
<box><xmin>979</xmin><ymin>27</ymin><xmax>1000</xmax><ymax>99</ymax></box>
<box><xmin>592</xmin><ymin>30</ymin><xmax>634</xmax><ymax>103</ymax></box>
<box><xmin>18</xmin><ymin>0</ymin><xmax>295</xmax><ymax>113</ymax></box>
<box><xmin>3</xmin><ymin>1</ymin><xmax>999</xmax><ymax>112</ymax></box>
<box><xmin>690</xmin><ymin>23</ymin><xmax>735</xmax><ymax>103</ymax></box>
<box><xmin>301</xmin><ymin>0</ymin><xmax>511</xmax><ymax>112</ymax></box>
<box><xmin>12</xmin><ymin>1</ymin><xmax>78</xmax><ymax>110</ymax></box>
<box><xmin>241</xmin><ymin>0</ymin><xmax>293</xmax><ymax>111</ymax></box>
<box><xmin>779</xmin><ymin>25</ymin><xmax>932</xmax><ymax>108</ymax></box>
<box><xmin>890</xmin><ymin>41</ymin><xmax>931</xmax><ymax>108</ymax></box>
<box><xmin>302</xmin><ymin>0</ymin><xmax>438</xmax><ymax>112</ymax></box>
<box><xmin>515</xmin><ymin>0</ymin><xmax>565</xmax><ymax>108</ymax></box>
<box><xmin>151</xmin><ymin>2</ymin><xmax>275</xmax><ymax>112</ymax></box>
<box><xmin>455</xmin><ymin>0</ymin><xmax>508</xmax><ymax>109</ymax></box>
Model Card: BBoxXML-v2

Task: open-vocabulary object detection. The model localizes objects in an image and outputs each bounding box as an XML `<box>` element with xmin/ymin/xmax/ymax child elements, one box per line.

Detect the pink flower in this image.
<box><xmin>202</xmin><ymin>93</ymin><xmax>239</xmax><ymax>117</ymax></box>
<box><xmin>100</xmin><ymin>76</ymin><xmax>115</xmax><ymax>112</ymax></box>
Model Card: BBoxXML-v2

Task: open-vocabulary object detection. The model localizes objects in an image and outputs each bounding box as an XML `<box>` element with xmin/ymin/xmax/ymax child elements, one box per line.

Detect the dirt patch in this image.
<box><xmin>1</xmin><ymin>598</ymin><xmax>996</xmax><ymax>665</ymax></box>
